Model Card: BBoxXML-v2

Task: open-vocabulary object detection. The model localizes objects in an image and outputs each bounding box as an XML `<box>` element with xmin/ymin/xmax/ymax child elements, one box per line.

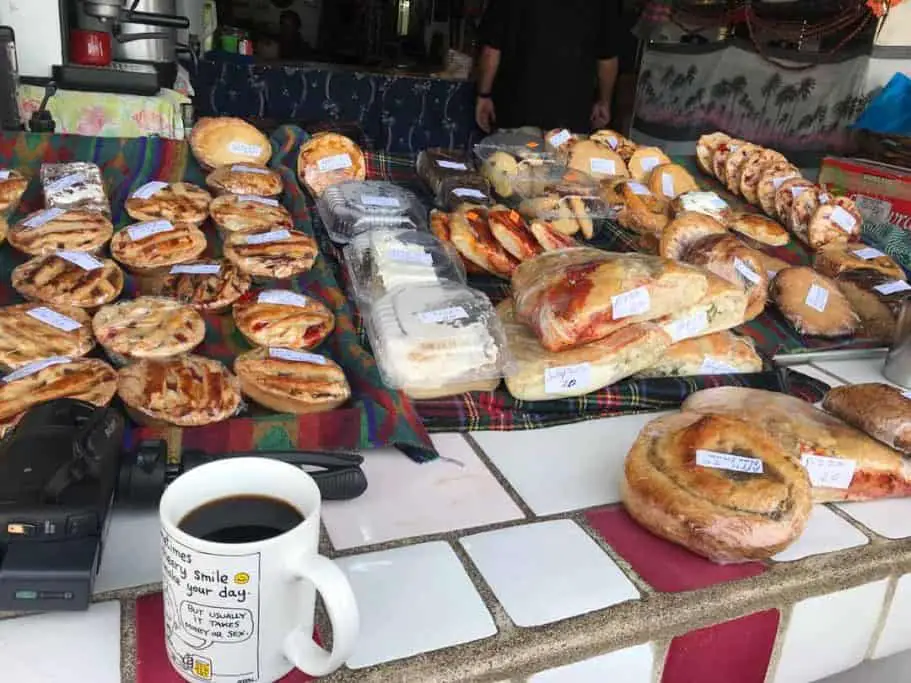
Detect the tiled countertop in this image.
<box><xmin>4</xmin><ymin>359</ymin><xmax>911</xmax><ymax>683</ymax></box>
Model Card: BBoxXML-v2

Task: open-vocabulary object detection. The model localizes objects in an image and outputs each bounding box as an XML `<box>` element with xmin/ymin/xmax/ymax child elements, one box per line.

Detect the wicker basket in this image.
<box><xmin>855</xmin><ymin>128</ymin><xmax>911</xmax><ymax>170</ymax></box>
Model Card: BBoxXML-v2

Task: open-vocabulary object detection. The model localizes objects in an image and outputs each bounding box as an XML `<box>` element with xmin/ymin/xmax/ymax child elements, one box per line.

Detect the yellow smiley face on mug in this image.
<box><xmin>234</xmin><ymin>572</ymin><xmax>250</xmax><ymax>585</ymax></box>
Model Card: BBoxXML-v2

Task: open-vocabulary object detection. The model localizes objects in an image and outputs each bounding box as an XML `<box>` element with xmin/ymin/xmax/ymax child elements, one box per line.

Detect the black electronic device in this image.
<box><xmin>0</xmin><ymin>399</ymin><xmax>125</xmax><ymax>612</ymax></box>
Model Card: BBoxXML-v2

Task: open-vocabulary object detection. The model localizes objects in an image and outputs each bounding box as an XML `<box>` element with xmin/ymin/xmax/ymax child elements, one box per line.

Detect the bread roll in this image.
<box><xmin>789</xmin><ymin>185</ymin><xmax>830</xmax><ymax>244</ymax></box>
<box><xmin>482</xmin><ymin>151</ymin><xmax>520</xmax><ymax>198</ymax></box>
<box><xmin>683</xmin><ymin>386</ymin><xmax>911</xmax><ymax>502</ymax></box>
<box><xmin>518</xmin><ymin>195</ymin><xmax>594</xmax><ymax>239</ymax></box>
<box><xmin>696</xmin><ymin>132</ymin><xmax>731</xmax><ymax>177</ymax></box>
<box><xmin>711</xmin><ymin>139</ymin><xmax>746</xmax><ymax>185</ymax></box>
<box><xmin>616</xmin><ymin>181</ymin><xmax>669</xmax><ymax>235</ymax></box>
<box><xmin>815</xmin><ymin>243</ymin><xmax>906</xmax><ymax>281</ymax></box>
<box><xmin>723</xmin><ymin>143</ymin><xmax>761</xmax><ymax>195</ymax></box>
<box><xmin>803</xmin><ymin>197</ymin><xmax>862</xmax><ymax>250</ymax></box>
<box><xmin>647</xmin><ymin>163</ymin><xmax>699</xmax><ymax>200</ymax></box>
<box><xmin>591</xmin><ymin>129</ymin><xmax>637</xmax><ymax>162</ymax></box>
<box><xmin>628</xmin><ymin>147</ymin><xmax>671</xmax><ymax>181</ymax></box>
<box><xmin>683</xmin><ymin>234</ymin><xmax>769</xmax><ymax>320</ymax></box>
<box><xmin>637</xmin><ymin>331</ymin><xmax>762</xmax><ymax>378</ymax></box>
<box><xmin>568</xmin><ymin>141</ymin><xmax>628</xmax><ymax>181</ymax></box>
<box><xmin>823</xmin><ymin>384</ymin><xmax>911</xmax><ymax>455</ymax></box>
<box><xmin>727</xmin><ymin>213</ymin><xmax>789</xmax><ymax>247</ymax></box>
<box><xmin>773</xmin><ymin>178</ymin><xmax>814</xmax><ymax>228</ymax></box>
<box><xmin>449</xmin><ymin>207</ymin><xmax>518</xmax><ymax>278</ymax></box>
<box><xmin>655</xmin><ymin>272</ymin><xmax>749</xmax><ymax>342</ymax></box>
<box><xmin>670</xmin><ymin>191</ymin><xmax>733</xmax><ymax>225</ymax></box>
<box><xmin>771</xmin><ymin>267</ymin><xmax>858</xmax><ymax>337</ymax></box>
<box><xmin>757</xmin><ymin>164</ymin><xmax>800</xmax><ymax>216</ymax></box>
<box><xmin>622</xmin><ymin>411</ymin><xmax>812</xmax><ymax>563</ymax></box>
<box><xmin>739</xmin><ymin>149</ymin><xmax>788</xmax><ymax>206</ymax></box>
<box><xmin>659</xmin><ymin>212</ymin><xmax>728</xmax><ymax>260</ymax></box>
<box><xmin>835</xmin><ymin>269</ymin><xmax>910</xmax><ymax>343</ymax></box>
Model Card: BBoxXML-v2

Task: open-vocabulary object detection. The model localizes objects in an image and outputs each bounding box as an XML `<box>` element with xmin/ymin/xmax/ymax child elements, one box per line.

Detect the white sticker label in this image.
<box><xmin>853</xmin><ymin>246</ymin><xmax>885</xmax><ymax>260</ymax></box>
<box><xmin>452</xmin><ymin>188</ymin><xmax>487</xmax><ymax>200</ymax></box>
<box><xmin>161</xmin><ymin>531</ymin><xmax>262</xmax><ymax>683</ymax></box>
<box><xmin>829</xmin><ymin>206</ymin><xmax>856</xmax><ymax>232</ymax></box>
<box><xmin>790</xmin><ymin>185</ymin><xmax>808</xmax><ymax>198</ymax></box>
<box><xmin>131</xmin><ymin>181</ymin><xmax>168</xmax><ymax>199</ymax></box>
<box><xmin>548</xmin><ymin>129</ymin><xmax>571</xmax><ymax>147</ymax></box>
<box><xmin>228</xmin><ymin>141</ymin><xmax>263</xmax><ymax>157</ymax></box>
<box><xmin>590</xmin><ymin>158</ymin><xmax>616</xmax><ymax>175</ymax></box>
<box><xmin>903</xmin><ymin>391</ymin><xmax>911</xmax><ymax>401</ymax></box>
<box><xmin>26</xmin><ymin>307</ymin><xmax>82</xmax><ymax>332</ymax></box>
<box><xmin>3</xmin><ymin>356</ymin><xmax>72</xmax><ymax>383</ymax></box>
<box><xmin>734</xmin><ymin>257</ymin><xmax>762</xmax><ymax>285</ymax></box>
<box><xmin>705</xmin><ymin>193</ymin><xmax>728</xmax><ymax>209</ymax></box>
<box><xmin>23</xmin><ymin>208</ymin><xmax>66</xmax><ymax>228</ymax></box>
<box><xmin>819</xmin><ymin>193</ymin><xmax>831</xmax><ymax>205</ymax></box>
<box><xmin>269</xmin><ymin>348</ymin><xmax>328</xmax><ymax>364</ymax></box>
<box><xmin>244</xmin><ymin>230</ymin><xmax>290</xmax><ymax>245</ymax></box>
<box><xmin>640</xmin><ymin>156</ymin><xmax>660</xmax><ymax>173</ymax></box>
<box><xmin>258</xmin><ymin>290</ymin><xmax>309</xmax><ymax>307</ymax></box>
<box><xmin>661</xmin><ymin>173</ymin><xmax>675</xmax><ymax>198</ymax></box>
<box><xmin>237</xmin><ymin>194</ymin><xmax>279</xmax><ymax>207</ymax></box>
<box><xmin>544</xmin><ymin>363</ymin><xmax>592</xmax><ymax>394</ymax></box>
<box><xmin>801</xmin><ymin>454</ymin><xmax>856</xmax><ymax>489</ymax></box>
<box><xmin>58</xmin><ymin>250</ymin><xmax>103</xmax><ymax>271</ymax></box>
<box><xmin>418</xmin><ymin>306</ymin><xmax>469</xmax><ymax>324</ymax></box>
<box><xmin>696</xmin><ymin>449</ymin><xmax>763</xmax><ymax>474</ymax></box>
<box><xmin>230</xmin><ymin>164</ymin><xmax>271</xmax><ymax>175</ymax></box>
<box><xmin>0</xmin><ymin>170</ymin><xmax>10</xmax><ymax>180</ymax></box>
<box><xmin>437</xmin><ymin>160</ymin><xmax>469</xmax><ymax>171</ymax></box>
<box><xmin>768</xmin><ymin>270</ymin><xmax>778</xmax><ymax>280</ymax></box>
<box><xmin>666</xmin><ymin>310</ymin><xmax>709</xmax><ymax>343</ymax></box>
<box><xmin>805</xmin><ymin>284</ymin><xmax>829</xmax><ymax>312</ymax></box>
<box><xmin>361</xmin><ymin>195</ymin><xmax>401</xmax><ymax>208</ymax></box>
<box><xmin>874</xmin><ymin>280</ymin><xmax>911</xmax><ymax>295</ymax></box>
<box><xmin>773</xmin><ymin>174</ymin><xmax>798</xmax><ymax>190</ymax></box>
<box><xmin>128</xmin><ymin>220</ymin><xmax>175</xmax><ymax>241</ymax></box>
<box><xmin>699</xmin><ymin>358</ymin><xmax>743</xmax><ymax>375</ymax></box>
<box><xmin>606</xmin><ymin>135</ymin><xmax>618</xmax><ymax>149</ymax></box>
<box><xmin>389</xmin><ymin>248</ymin><xmax>433</xmax><ymax>266</ymax></box>
<box><xmin>626</xmin><ymin>182</ymin><xmax>651</xmax><ymax>196</ymax></box>
<box><xmin>317</xmin><ymin>154</ymin><xmax>353</xmax><ymax>172</ymax></box>
<box><xmin>171</xmin><ymin>264</ymin><xmax>221</xmax><ymax>275</ymax></box>
<box><xmin>46</xmin><ymin>173</ymin><xmax>86</xmax><ymax>193</ymax></box>
<box><xmin>854</xmin><ymin>195</ymin><xmax>892</xmax><ymax>224</ymax></box>
<box><xmin>611</xmin><ymin>287</ymin><xmax>651</xmax><ymax>319</ymax></box>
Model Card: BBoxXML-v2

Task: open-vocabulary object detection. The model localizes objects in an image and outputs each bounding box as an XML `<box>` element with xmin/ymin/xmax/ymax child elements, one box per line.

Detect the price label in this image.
<box><xmin>548</xmin><ymin>129</ymin><xmax>571</xmax><ymax>147</ymax></box>
<box><xmin>128</xmin><ymin>220</ymin><xmax>174</xmax><ymax>241</ymax></box>
<box><xmin>830</xmin><ymin>206</ymin><xmax>857</xmax><ymax>232</ymax></box>
<box><xmin>361</xmin><ymin>195</ymin><xmax>401</xmax><ymax>208</ymax></box>
<box><xmin>734</xmin><ymin>257</ymin><xmax>762</xmax><ymax>285</ymax></box>
<box><xmin>131</xmin><ymin>181</ymin><xmax>168</xmax><ymax>199</ymax></box>
<box><xmin>258</xmin><ymin>290</ymin><xmax>309</xmax><ymax>307</ymax></box>
<box><xmin>666</xmin><ymin>310</ymin><xmax>708</xmax><ymax>343</ymax></box>
<box><xmin>231</xmin><ymin>164</ymin><xmax>271</xmax><ymax>174</ymax></box>
<box><xmin>772</xmin><ymin>174</ymin><xmax>798</xmax><ymax>190</ymax></box>
<box><xmin>237</xmin><ymin>195</ymin><xmax>280</xmax><ymax>207</ymax></box>
<box><xmin>661</xmin><ymin>173</ymin><xmax>675</xmax><ymax>198</ymax></box>
<box><xmin>640</xmin><ymin>156</ymin><xmax>660</xmax><ymax>173</ymax></box>
<box><xmin>874</xmin><ymin>280</ymin><xmax>911</xmax><ymax>295</ymax></box>
<box><xmin>853</xmin><ymin>246</ymin><xmax>885</xmax><ymax>260</ymax></box>
<box><xmin>626</xmin><ymin>182</ymin><xmax>651</xmax><ymax>196</ymax></box>
<box><xmin>228</xmin><ymin>142</ymin><xmax>263</xmax><ymax>157</ymax></box>
<box><xmin>819</xmin><ymin>193</ymin><xmax>831</xmax><ymax>205</ymax></box>
<box><xmin>23</xmin><ymin>208</ymin><xmax>66</xmax><ymax>228</ymax></box>
<box><xmin>544</xmin><ymin>363</ymin><xmax>592</xmax><ymax>394</ymax></box>
<box><xmin>768</xmin><ymin>270</ymin><xmax>779</xmax><ymax>280</ymax></box>
<box><xmin>612</xmin><ymin>287</ymin><xmax>651</xmax><ymax>319</ymax></box>
<box><xmin>244</xmin><ymin>230</ymin><xmax>290</xmax><ymax>245</ymax></box>
<box><xmin>805</xmin><ymin>284</ymin><xmax>829</xmax><ymax>313</ymax></box>
<box><xmin>699</xmin><ymin>358</ymin><xmax>742</xmax><ymax>375</ymax></box>
<box><xmin>452</xmin><ymin>188</ymin><xmax>487</xmax><ymax>200</ymax></box>
<box><xmin>902</xmin><ymin>390</ymin><xmax>911</xmax><ymax>401</ymax></box>
<box><xmin>26</xmin><ymin>307</ymin><xmax>82</xmax><ymax>332</ymax></box>
<box><xmin>696</xmin><ymin>449</ymin><xmax>763</xmax><ymax>474</ymax></box>
<box><xmin>606</xmin><ymin>135</ymin><xmax>618</xmax><ymax>149</ymax></box>
<box><xmin>317</xmin><ymin>154</ymin><xmax>353</xmax><ymax>172</ymax></box>
<box><xmin>590</xmin><ymin>158</ymin><xmax>616</xmax><ymax>175</ymax></box>
<box><xmin>0</xmin><ymin>170</ymin><xmax>10</xmax><ymax>180</ymax></box>
<box><xmin>46</xmin><ymin>173</ymin><xmax>86</xmax><ymax>193</ymax></box>
<box><xmin>418</xmin><ymin>306</ymin><xmax>469</xmax><ymax>324</ymax></box>
<box><xmin>704</xmin><ymin>193</ymin><xmax>728</xmax><ymax>209</ymax></box>
<box><xmin>171</xmin><ymin>264</ymin><xmax>221</xmax><ymax>275</ymax></box>
<box><xmin>269</xmin><ymin>348</ymin><xmax>328</xmax><ymax>365</ymax></box>
<box><xmin>801</xmin><ymin>454</ymin><xmax>856</xmax><ymax>489</ymax></box>
<box><xmin>58</xmin><ymin>250</ymin><xmax>103</xmax><ymax>271</ymax></box>
<box><xmin>790</xmin><ymin>185</ymin><xmax>808</xmax><ymax>198</ymax></box>
<box><xmin>3</xmin><ymin>357</ymin><xmax>72</xmax><ymax>383</ymax></box>
<box><xmin>437</xmin><ymin>160</ymin><xmax>468</xmax><ymax>170</ymax></box>
<box><xmin>389</xmin><ymin>248</ymin><xmax>433</xmax><ymax>266</ymax></box>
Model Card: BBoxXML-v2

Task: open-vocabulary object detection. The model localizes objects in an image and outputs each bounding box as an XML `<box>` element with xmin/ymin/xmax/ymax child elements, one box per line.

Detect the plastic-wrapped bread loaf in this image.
<box><xmin>771</xmin><ymin>267</ymin><xmax>859</xmax><ymax>338</ymax></box>
<box><xmin>654</xmin><ymin>272</ymin><xmax>749</xmax><ymax>343</ymax></box>
<box><xmin>814</xmin><ymin>243</ymin><xmax>906</xmax><ymax>281</ymax></box>
<box><xmin>636</xmin><ymin>331</ymin><xmax>762</xmax><ymax>378</ymax></box>
<box><xmin>834</xmin><ymin>269</ymin><xmax>910</xmax><ymax>343</ymax></box>
<box><xmin>823</xmin><ymin>384</ymin><xmax>911</xmax><ymax>455</ymax></box>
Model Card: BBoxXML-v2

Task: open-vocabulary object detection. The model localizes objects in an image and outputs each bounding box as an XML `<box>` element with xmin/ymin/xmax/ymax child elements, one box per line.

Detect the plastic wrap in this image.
<box><xmin>0</xmin><ymin>169</ymin><xmax>29</xmax><ymax>216</ymax></box>
<box><xmin>416</xmin><ymin>148</ymin><xmax>476</xmax><ymax>196</ymax></box>
<box><xmin>670</xmin><ymin>191</ymin><xmax>732</xmax><ymax>225</ymax></box>
<box><xmin>823</xmin><ymin>384</ymin><xmax>911</xmax><ymax>455</ymax></box>
<box><xmin>40</xmin><ymin>162</ymin><xmax>110</xmax><ymax>216</ymax></box>
<box><xmin>151</xmin><ymin>259</ymin><xmax>252</xmax><ymax>314</ymax></box>
<box><xmin>770</xmin><ymin>267</ymin><xmax>859</xmax><ymax>338</ymax></box>
<box><xmin>474</xmin><ymin>128</ymin><xmax>552</xmax><ymax>162</ymax></box>
<box><xmin>514</xmin><ymin>166</ymin><xmax>614</xmax><ymax>238</ymax></box>
<box><xmin>232</xmin><ymin>290</ymin><xmax>335</xmax><ymax>351</ymax></box>
<box><xmin>0</xmin><ymin>357</ymin><xmax>117</xmax><ymax>422</ymax></box>
<box><xmin>316</xmin><ymin>181</ymin><xmax>426</xmax><ymax>244</ymax></box>
<box><xmin>655</xmin><ymin>272</ymin><xmax>749</xmax><ymax>343</ymax></box>
<box><xmin>437</xmin><ymin>175</ymin><xmax>493</xmax><ymax>211</ymax></box>
<box><xmin>0</xmin><ymin>303</ymin><xmax>94</xmax><ymax>371</ymax></box>
<box><xmin>11</xmin><ymin>253</ymin><xmax>124</xmax><ymax>310</ymax></box>
<box><xmin>635</xmin><ymin>331</ymin><xmax>762</xmax><ymax>378</ymax></box>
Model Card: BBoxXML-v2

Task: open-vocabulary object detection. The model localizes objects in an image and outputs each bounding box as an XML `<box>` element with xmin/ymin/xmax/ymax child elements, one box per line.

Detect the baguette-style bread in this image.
<box><xmin>621</xmin><ymin>411</ymin><xmax>812</xmax><ymax>563</ymax></box>
<box><xmin>771</xmin><ymin>267</ymin><xmax>859</xmax><ymax>337</ymax></box>
<box><xmin>835</xmin><ymin>269</ymin><xmax>910</xmax><ymax>343</ymax></box>
<box><xmin>655</xmin><ymin>272</ymin><xmax>749</xmax><ymax>342</ymax></box>
<box><xmin>696</xmin><ymin>132</ymin><xmax>731</xmax><ymax>177</ymax></box>
<box><xmin>823</xmin><ymin>384</ymin><xmax>911</xmax><ymax>455</ymax></box>
<box><xmin>647</xmin><ymin>163</ymin><xmax>699</xmax><ymax>200</ymax></box>
<box><xmin>815</xmin><ymin>243</ymin><xmax>906</xmax><ymax>281</ymax></box>
<box><xmin>683</xmin><ymin>386</ymin><xmax>911</xmax><ymax>502</ymax></box>
<box><xmin>637</xmin><ymin>331</ymin><xmax>762</xmax><ymax>378</ymax></box>
<box><xmin>628</xmin><ymin>146</ymin><xmax>671</xmax><ymax>181</ymax></box>
<box><xmin>728</xmin><ymin>212</ymin><xmax>789</xmax><ymax>247</ymax></box>
<box><xmin>682</xmin><ymin>233</ymin><xmax>769</xmax><ymax>320</ymax></box>
<box><xmin>659</xmin><ymin>212</ymin><xmax>728</xmax><ymax>260</ymax></box>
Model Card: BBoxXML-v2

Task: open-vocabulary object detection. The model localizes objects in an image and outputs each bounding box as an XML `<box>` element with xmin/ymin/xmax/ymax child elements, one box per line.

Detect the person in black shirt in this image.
<box><xmin>476</xmin><ymin>0</ymin><xmax>620</xmax><ymax>133</ymax></box>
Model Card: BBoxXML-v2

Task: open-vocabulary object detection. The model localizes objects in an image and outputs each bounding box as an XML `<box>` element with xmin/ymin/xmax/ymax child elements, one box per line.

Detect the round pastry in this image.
<box><xmin>233</xmin><ymin>290</ymin><xmax>335</xmax><ymax>350</ymax></box>
<box><xmin>153</xmin><ymin>259</ymin><xmax>252</xmax><ymax>314</ymax></box>
<box><xmin>110</xmin><ymin>221</ymin><xmax>208</xmax><ymax>274</ymax></box>
<box><xmin>727</xmin><ymin>213</ymin><xmax>789</xmax><ymax>247</ymax></box>
<box><xmin>773</xmin><ymin>177</ymin><xmax>815</xmax><ymax>228</ymax></box>
<box><xmin>206</xmin><ymin>164</ymin><xmax>284</xmax><ymax>197</ymax></box>
<box><xmin>0</xmin><ymin>303</ymin><xmax>94</xmax><ymax>371</ymax></box>
<box><xmin>616</xmin><ymin>181</ymin><xmax>669</xmax><ymax>235</ymax></box>
<box><xmin>12</xmin><ymin>252</ymin><xmax>124</xmax><ymax>310</ymax></box>
<box><xmin>590</xmin><ymin>129</ymin><xmax>637</xmax><ymax>161</ymax></box>
<box><xmin>723</xmin><ymin>143</ymin><xmax>760</xmax><ymax>195</ymax></box>
<box><xmin>711</xmin><ymin>139</ymin><xmax>746</xmax><ymax>184</ymax></box>
<box><xmin>790</xmin><ymin>186</ymin><xmax>834</xmax><ymax>245</ymax></box>
<box><xmin>659</xmin><ymin>212</ymin><xmax>728</xmax><ymax>260</ymax></box>
<box><xmin>482</xmin><ymin>151</ymin><xmax>520</xmax><ymax>198</ymax></box>
<box><xmin>297</xmin><ymin>133</ymin><xmax>367</xmax><ymax>196</ymax></box>
<box><xmin>683</xmin><ymin>234</ymin><xmax>769</xmax><ymax>320</ymax></box>
<box><xmin>739</xmin><ymin>149</ymin><xmax>788</xmax><ymax>206</ymax></box>
<box><xmin>209</xmin><ymin>193</ymin><xmax>293</xmax><ymax>235</ymax></box>
<box><xmin>0</xmin><ymin>169</ymin><xmax>28</xmax><ymax>215</ymax></box>
<box><xmin>771</xmin><ymin>266</ymin><xmax>859</xmax><ymax>337</ymax></box>
<box><xmin>628</xmin><ymin>146</ymin><xmax>671</xmax><ymax>182</ymax></box>
<box><xmin>757</xmin><ymin>164</ymin><xmax>800</xmax><ymax>216</ymax></box>
<box><xmin>117</xmin><ymin>355</ymin><xmax>242</xmax><ymax>427</ymax></box>
<box><xmin>125</xmin><ymin>181</ymin><xmax>211</xmax><ymax>225</ymax></box>
<box><xmin>189</xmin><ymin>117</ymin><xmax>271</xmax><ymax>170</ymax></box>
<box><xmin>0</xmin><ymin>357</ymin><xmax>117</xmax><ymax>422</ymax></box>
<box><xmin>568</xmin><ymin>140</ymin><xmax>628</xmax><ymax>180</ymax></box>
<box><xmin>621</xmin><ymin>412</ymin><xmax>812</xmax><ymax>563</ymax></box>
<box><xmin>670</xmin><ymin>191</ymin><xmax>733</xmax><ymax>225</ymax></box>
<box><xmin>647</xmin><ymin>163</ymin><xmax>699</xmax><ymax>200</ymax></box>
<box><xmin>9</xmin><ymin>208</ymin><xmax>113</xmax><ymax>256</ymax></box>
<box><xmin>92</xmin><ymin>297</ymin><xmax>206</xmax><ymax>366</ymax></box>
<box><xmin>695</xmin><ymin>132</ymin><xmax>730</xmax><ymax>177</ymax></box>
<box><xmin>814</xmin><ymin>242</ymin><xmax>906</xmax><ymax>281</ymax></box>
<box><xmin>234</xmin><ymin>347</ymin><xmax>351</xmax><ymax>415</ymax></box>
<box><xmin>223</xmin><ymin>229</ymin><xmax>318</xmax><ymax>279</ymax></box>
<box><xmin>805</xmin><ymin>196</ymin><xmax>863</xmax><ymax>249</ymax></box>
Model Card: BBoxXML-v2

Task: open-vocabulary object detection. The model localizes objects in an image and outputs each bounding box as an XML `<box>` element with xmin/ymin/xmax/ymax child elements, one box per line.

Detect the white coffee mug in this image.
<box><xmin>159</xmin><ymin>457</ymin><xmax>359</xmax><ymax>683</ymax></box>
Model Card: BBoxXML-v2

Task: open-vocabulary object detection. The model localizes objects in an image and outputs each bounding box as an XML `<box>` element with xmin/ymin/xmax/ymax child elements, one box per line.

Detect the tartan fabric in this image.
<box><xmin>0</xmin><ymin>128</ymin><xmax>438</xmax><ymax>463</ymax></box>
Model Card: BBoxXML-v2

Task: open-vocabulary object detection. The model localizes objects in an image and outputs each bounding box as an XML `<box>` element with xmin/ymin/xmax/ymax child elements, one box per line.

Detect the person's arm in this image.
<box><xmin>475</xmin><ymin>0</ymin><xmax>509</xmax><ymax>132</ymax></box>
<box><xmin>592</xmin><ymin>1</ymin><xmax>621</xmax><ymax>128</ymax></box>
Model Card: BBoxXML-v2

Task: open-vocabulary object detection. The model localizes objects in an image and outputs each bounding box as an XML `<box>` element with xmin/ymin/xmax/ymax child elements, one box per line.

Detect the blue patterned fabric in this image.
<box><xmin>192</xmin><ymin>57</ymin><xmax>479</xmax><ymax>155</ymax></box>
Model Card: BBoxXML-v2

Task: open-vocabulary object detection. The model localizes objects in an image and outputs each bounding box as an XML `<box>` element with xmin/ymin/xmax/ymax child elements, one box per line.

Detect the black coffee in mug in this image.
<box><xmin>179</xmin><ymin>495</ymin><xmax>304</xmax><ymax>544</ymax></box>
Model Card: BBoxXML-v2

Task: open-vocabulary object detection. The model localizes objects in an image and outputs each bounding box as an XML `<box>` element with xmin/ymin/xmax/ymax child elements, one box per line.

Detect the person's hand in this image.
<box><xmin>591</xmin><ymin>99</ymin><xmax>612</xmax><ymax>129</ymax></box>
<box><xmin>476</xmin><ymin>97</ymin><xmax>496</xmax><ymax>133</ymax></box>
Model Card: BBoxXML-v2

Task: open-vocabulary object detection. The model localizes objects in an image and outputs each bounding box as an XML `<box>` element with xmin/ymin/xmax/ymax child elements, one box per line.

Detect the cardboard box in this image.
<box><xmin>818</xmin><ymin>156</ymin><xmax>911</xmax><ymax>232</ymax></box>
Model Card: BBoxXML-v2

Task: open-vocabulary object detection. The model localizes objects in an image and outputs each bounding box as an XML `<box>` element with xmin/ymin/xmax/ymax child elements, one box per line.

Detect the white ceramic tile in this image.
<box><xmin>836</xmin><ymin>499</ymin><xmax>911</xmax><ymax>539</ymax></box>
<box><xmin>461</xmin><ymin>519</ymin><xmax>639</xmax><ymax>628</ymax></box>
<box><xmin>771</xmin><ymin>579</ymin><xmax>890</xmax><ymax>683</ymax></box>
<box><xmin>0</xmin><ymin>601</ymin><xmax>121</xmax><ymax>682</ymax></box>
<box><xmin>95</xmin><ymin>508</ymin><xmax>161</xmax><ymax>594</ymax></box>
<box><xmin>824</xmin><ymin>648</ymin><xmax>911</xmax><ymax>682</ymax></box>
<box><xmin>472</xmin><ymin>413</ymin><xmax>670</xmax><ymax>516</ymax></box>
<box><xmin>529</xmin><ymin>643</ymin><xmax>655</xmax><ymax>682</ymax></box>
<box><xmin>872</xmin><ymin>574</ymin><xmax>911</xmax><ymax>659</ymax></box>
<box><xmin>811</xmin><ymin>358</ymin><xmax>897</xmax><ymax>388</ymax></box>
<box><xmin>322</xmin><ymin>433</ymin><xmax>523</xmax><ymax>550</ymax></box>
<box><xmin>336</xmin><ymin>541</ymin><xmax>496</xmax><ymax>669</ymax></box>
<box><xmin>773</xmin><ymin>505</ymin><xmax>868</xmax><ymax>562</ymax></box>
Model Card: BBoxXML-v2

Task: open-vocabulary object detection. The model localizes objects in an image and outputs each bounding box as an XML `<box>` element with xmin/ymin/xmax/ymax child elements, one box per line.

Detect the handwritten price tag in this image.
<box><xmin>453</xmin><ymin>188</ymin><xmax>487</xmax><ymax>200</ymax></box>
<box><xmin>244</xmin><ymin>230</ymin><xmax>290</xmax><ymax>245</ymax></box>
<box><xmin>661</xmin><ymin>173</ymin><xmax>675</xmax><ymax>198</ymax></box>
<box><xmin>3</xmin><ymin>356</ymin><xmax>72</xmax><ymax>383</ymax></box>
<box><xmin>830</xmin><ymin>206</ymin><xmax>857</xmax><ymax>232</ymax></box>
<box><xmin>734</xmin><ymin>257</ymin><xmax>761</xmax><ymax>285</ymax></box>
<box><xmin>437</xmin><ymin>160</ymin><xmax>468</xmax><ymax>170</ymax></box>
<box><xmin>874</xmin><ymin>280</ymin><xmax>911</xmax><ymax>296</ymax></box>
<box><xmin>237</xmin><ymin>195</ymin><xmax>279</xmax><ymax>207</ymax></box>
<box><xmin>800</xmin><ymin>454</ymin><xmax>856</xmax><ymax>489</ymax></box>
<box><xmin>317</xmin><ymin>154</ymin><xmax>353</xmax><ymax>172</ymax></box>
<box><xmin>640</xmin><ymin>156</ymin><xmax>660</xmax><ymax>173</ymax></box>
<box><xmin>544</xmin><ymin>363</ymin><xmax>592</xmax><ymax>395</ymax></box>
<box><xmin>58</xmin><ymin>251</ymin><xmax>103</xmax><ymax>271</ymax></box>
<box><xmin>269</xmin><ymin>348</ymin><xmax>327</xmax><ymax>365</ymax></box>
<box><xmin>128</xmin><ymin>220</ymin><xmax>174</xmax><ymax>241</ymax></box>
<box><xmin>258</xmin><ymin>290</ymin><xmax>309</xmax><ymax>307</ymax></box>
<box><xmin>626</xmin><ymin>182</ymin><xmax>651</xmax><ymax>196</ymax></box>
<box><xmin>853</xmin><ymin>246</ymin><xmax>885</xmax><ymax>260</ymax></box>
<box><xmin>665</xmin><ymin>310</ymin><xmax>708</xmax><ymax>343</ymax></box>
<box><xmin>548</xmin><ymin>129</ymin><xmax>571</xmax><ymax>147</ymax></box>
<box><xmin>696</xmin><ymin>449</ymin><xmax>763</xmax><ymax>474</ymax></box>
<box><xmin>361</xmin><ymin>195</ymin><xmax>401</xmax><ymax>208</ymax></box>
<box><xmin>418</xmin><ymin>306</ymin><xmax>469</xmax><ymax>324</ymax></box>
<box><xmin>591</xmin><ymin>158</ymin><xmax>616</xmax><ymax>175</ymax></box>
<box><xmin>23</xmin><ymin>208</ymin><xmax>66</xmax><ymax>228</ymax></box>
<box><xmin>228</xmin><ymin>142</ymin><xmax>263</xmax><ymax>157</ymax></box>
<box><xmin>612</xmin><ymin>287</ymin><xmax>650</xmax><ymax>319</ymax></box>
<box><xmin>26</xmin><ymin>307</ymin><xmax>82</xmax><ymax>332</ymax></box>
<box><xmin>805</xmin><ymin>284</ymin><xmax>829</xmax><ymax>313</ymax></box>
<box><xmin>171</xmin><ymin>264</ymin><xmax>221</xmax><ymax>275</ymax></box>
<box><xmin>131</xmin><ymin>181</ymin><xmax>168</xmax><ymax>199</ymax></box>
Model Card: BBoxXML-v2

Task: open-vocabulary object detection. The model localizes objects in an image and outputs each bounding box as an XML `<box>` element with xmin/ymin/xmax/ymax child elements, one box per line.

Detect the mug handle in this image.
<box><xmin>284</xmin><ymin>554</ymin><xmax>360</xmax><ymax>677</ymax></box>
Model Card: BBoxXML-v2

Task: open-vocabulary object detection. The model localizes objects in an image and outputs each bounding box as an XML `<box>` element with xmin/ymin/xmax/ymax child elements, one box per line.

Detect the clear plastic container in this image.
<box><xmin>343</xmin><ymin>228</ymin><xmax>466</xmax><ymax>306</ymax></box>
<box><xmin>474</xmin><ymin>128</ymin><xmax>555</xmax><ymax>162</ymax></box>
<box><xmin>437</xmin><ymin>174</ymin><xmax>492</xmax><ymax>211</ymax></box>
<box><xmin>366</xmin><ymin>282</ymin><xmax>511</xmax><ymax>399</ymax></box>
<box><xmin>512</xmin><ymin>164</ymin><xmax>615</xmax><ymax>220</ymax></box>
<box><xmin>416</xmin><ymin>148</ymin><xmax>476</xmax><ymax>196</ymax></box>
<box><xmin>316</xmin><ymin>180</ymin><xmax>427</xmax><ymax>244</ymax></box>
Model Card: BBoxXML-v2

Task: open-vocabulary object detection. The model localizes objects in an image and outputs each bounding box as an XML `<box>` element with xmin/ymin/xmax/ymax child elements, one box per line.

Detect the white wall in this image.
<box><xmin>876</xmin><ymin>2</ymin><xmax>911</xmax><ymax>47</ymax></box>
